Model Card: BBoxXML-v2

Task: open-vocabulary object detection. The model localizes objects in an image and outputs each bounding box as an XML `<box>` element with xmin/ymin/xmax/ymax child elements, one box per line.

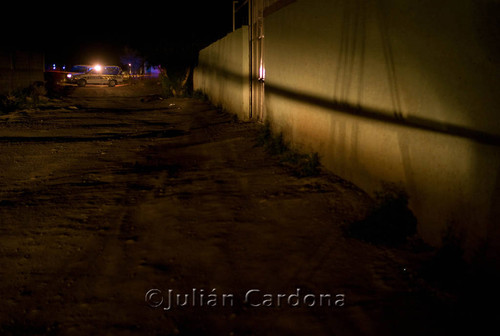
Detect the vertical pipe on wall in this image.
<box><xmin>248</xmin><ymin>0</ymin><xmax>253</xmax><ymax>118</ymax></box>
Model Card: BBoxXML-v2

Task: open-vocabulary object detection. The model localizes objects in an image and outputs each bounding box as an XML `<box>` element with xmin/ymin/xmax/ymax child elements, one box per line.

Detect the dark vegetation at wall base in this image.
<box><xmin>160</xmin><ymin>69</ymin><xmax>193</xmax><ymax>98</ymax></box>
<box><xmin>0</xmin><ymin>82</ymin><xmax>47</xmax><ymax>114</ymax></box>
<box><xmin>347</xmin><ymin>182</ymin><xmax>417</xmax><ymax>246</ymax></box>
<box><xmin>192</xmin><ymin>89</ymin><xmax>209</xmax><ymax>101</ymax></box>
<box><xmin>255</xmin><ymin>121</ymin><xmax>321</xmax><ymax>177</ymax></box>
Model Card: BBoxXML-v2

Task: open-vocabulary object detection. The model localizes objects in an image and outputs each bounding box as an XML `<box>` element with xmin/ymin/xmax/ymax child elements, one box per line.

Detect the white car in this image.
<box><xmin>73</xmin><ymin>65</ymin><xmax>124</xmax><ymax>87</ymax></box>
<box><xmin>65</xmin><ymin>65</ymin><xmax>93</xmax><ymax>84</ymax></box>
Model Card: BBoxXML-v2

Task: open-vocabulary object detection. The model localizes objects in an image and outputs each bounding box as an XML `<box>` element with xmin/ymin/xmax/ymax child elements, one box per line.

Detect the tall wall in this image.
<box><xmin>194</xmin><ymin>26</ymin><xmax>249</xmax><ymax>120</ymax></box>
<box><xmin>264</xmin><ymin>0</ymin><xmax>500</xmax><ymax>260</ymax></box>
<box><xmin>0</xmin><ymin>50</ymin><xmax>44</xmax><ymax>94</ymax></box>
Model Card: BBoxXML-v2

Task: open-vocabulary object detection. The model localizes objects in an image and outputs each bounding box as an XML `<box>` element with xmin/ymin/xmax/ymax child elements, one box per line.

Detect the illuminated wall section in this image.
<box><xmin>194</xmin><ymin>27</ymin><xmax>249</xmax><ymax>120</ymax></box>
<box><xmin>263</xmin><ymin>0</ymin><xmax>500</xmax><ymax>259</ymax></box>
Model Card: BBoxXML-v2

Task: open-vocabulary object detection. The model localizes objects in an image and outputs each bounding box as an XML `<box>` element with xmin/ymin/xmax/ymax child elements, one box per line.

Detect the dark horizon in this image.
<box><xmin>2</xmin><ymin>0</ymin><xmax>242</xmax><ymax>67</ymax></box>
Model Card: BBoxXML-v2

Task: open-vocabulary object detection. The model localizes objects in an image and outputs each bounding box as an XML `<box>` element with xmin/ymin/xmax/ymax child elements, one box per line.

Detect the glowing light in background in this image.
<box><xmin>94</xmin><ymin>64</ymin><xmax>102</xmax><ymax>72</ymax></box>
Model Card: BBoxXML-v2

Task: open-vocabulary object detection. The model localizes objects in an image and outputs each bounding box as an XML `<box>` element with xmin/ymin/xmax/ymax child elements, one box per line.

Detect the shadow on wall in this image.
<box><xmin>196</xmin><ymin>61</ymin><xmax>500</xmax><ymax>146</ymax></box>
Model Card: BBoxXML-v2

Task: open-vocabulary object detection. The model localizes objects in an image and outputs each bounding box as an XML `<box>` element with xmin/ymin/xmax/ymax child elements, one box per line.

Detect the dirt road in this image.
<box><xmin>0</xmin><ymin>81</ymin><xmax>465</xmax><ymax>335</ymax></box>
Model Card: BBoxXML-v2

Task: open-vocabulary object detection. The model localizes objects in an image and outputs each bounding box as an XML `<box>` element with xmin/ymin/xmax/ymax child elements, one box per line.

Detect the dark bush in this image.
<box><xmin>348</xmin><ymin>182</ymin><xmax>417</xmax><ymax>246</ymax></box>
<box><xmin>255</xmin><ymin>121</ymin><xmax>321</xmax><ymax>177</ymax></box>
<box><xmin>0</xmin><ymin>82</ymin><xmax>48</xmax><ymax>113</ymax></box>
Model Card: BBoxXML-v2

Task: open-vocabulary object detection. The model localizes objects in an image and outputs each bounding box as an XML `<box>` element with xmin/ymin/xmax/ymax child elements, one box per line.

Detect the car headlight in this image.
<box><xmin>67</xmin><ymin>74</ymin><xmax>72</xmax><ymax>78</ymax></box>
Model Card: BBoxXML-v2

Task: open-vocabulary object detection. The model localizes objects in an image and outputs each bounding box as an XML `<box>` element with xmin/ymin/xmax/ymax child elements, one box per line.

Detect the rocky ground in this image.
<box><xmin>0</xmin><ymin>80</ymin><xmax>487</xmax><ymax>335</ymax></box>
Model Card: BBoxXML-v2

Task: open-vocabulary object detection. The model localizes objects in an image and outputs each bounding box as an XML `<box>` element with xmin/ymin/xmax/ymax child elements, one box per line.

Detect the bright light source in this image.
<box><xmin>67</xmin><ymin>74</ymin><xmax>72</xmax><ymax>78</ymax></box>
<box><xmin>94</xmin><ymin>64</ymin><xmax>102</xmax><ymax>72</ymax></box>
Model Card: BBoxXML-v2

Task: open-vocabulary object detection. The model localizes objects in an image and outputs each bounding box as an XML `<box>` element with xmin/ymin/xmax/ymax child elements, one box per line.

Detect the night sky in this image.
<box><xmin>2</xmin><ymin>1</ymin><xmax>238</xmax><ymax>67</ymax></box>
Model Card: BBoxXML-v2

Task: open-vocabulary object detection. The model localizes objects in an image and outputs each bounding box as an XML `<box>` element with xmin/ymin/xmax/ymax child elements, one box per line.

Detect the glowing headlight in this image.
<box><xmin>94</xmin><ymin>64</ymin><xmax>102</xmax><ymax>72</ymax></box>
<box><xmin>66</xmin><ymin>73</ymin><xmax>72</xmax><ymax>78</ymax></box>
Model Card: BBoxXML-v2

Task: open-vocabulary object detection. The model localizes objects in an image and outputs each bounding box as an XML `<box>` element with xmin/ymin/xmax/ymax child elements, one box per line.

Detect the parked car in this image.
<box><xmin>65</xmin><ymin>65</ymin><xmax>93</xmax><ymax>84</ymax></box>
<box><xmin>73</xmin><ymin>66</ymin><xmax>124</xmax><ymax>87</ymax></box>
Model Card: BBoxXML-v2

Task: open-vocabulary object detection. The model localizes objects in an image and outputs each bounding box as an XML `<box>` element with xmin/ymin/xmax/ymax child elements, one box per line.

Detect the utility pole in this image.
<box><xmin>233</xmin><ymin>1</ymin><xmax>238</xmax><ymax>31</ymax></box>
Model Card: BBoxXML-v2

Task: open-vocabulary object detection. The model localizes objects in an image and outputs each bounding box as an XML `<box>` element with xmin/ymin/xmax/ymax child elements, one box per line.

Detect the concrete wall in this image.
<box><xmin>0</xmin><ymin>50</ymin><xmax>44</xmax><ymax>94</ymax></box>
<box><xmin>263</xmin><ymin>0</ymin><xmax>500</xmax><ymax>260</ymax></box>
<box><xmin>194</xmin><ymin>26</ymin><xmax>249</xmax><ymax>120</ymax></box>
